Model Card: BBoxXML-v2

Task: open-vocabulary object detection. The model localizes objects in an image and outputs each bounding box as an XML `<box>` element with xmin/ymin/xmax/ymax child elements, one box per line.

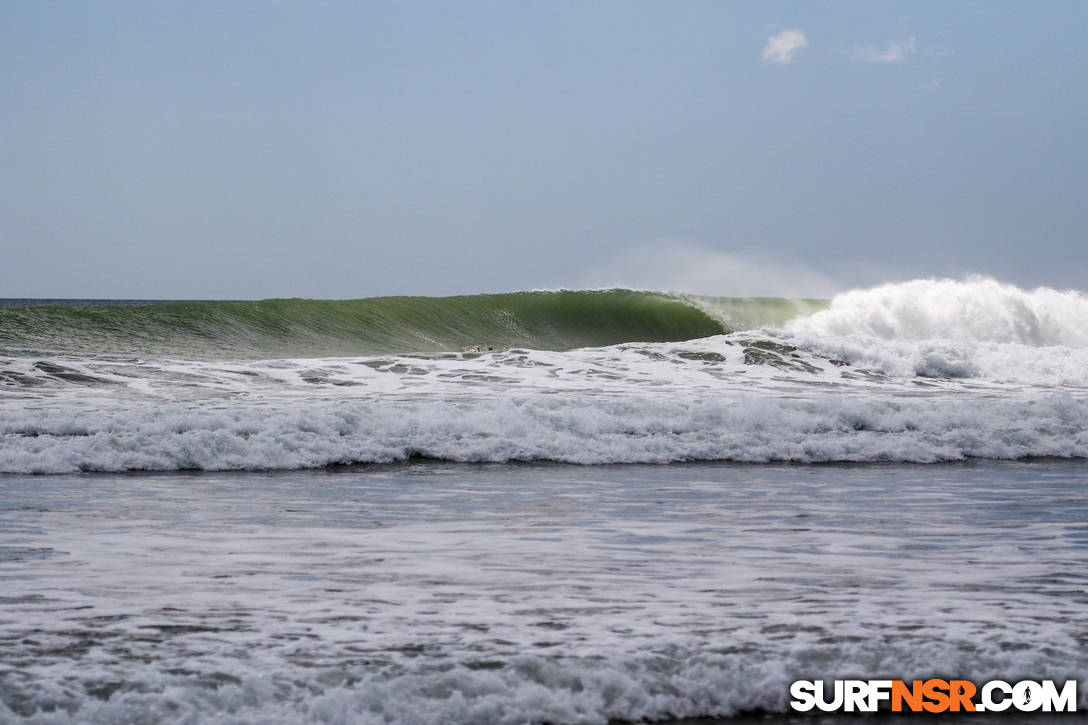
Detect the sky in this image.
<box><xmin>1</xmin><ymin>1</ymin><xmax>1086</xmax><ymax>299</ymax></box>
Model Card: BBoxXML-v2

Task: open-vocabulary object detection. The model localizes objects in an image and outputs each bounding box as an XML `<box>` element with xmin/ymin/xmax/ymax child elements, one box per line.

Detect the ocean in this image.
<box><xmin>1</xmin><ymin>277</ymin><xmax>1086</xmax><ymax>723</ymax></box>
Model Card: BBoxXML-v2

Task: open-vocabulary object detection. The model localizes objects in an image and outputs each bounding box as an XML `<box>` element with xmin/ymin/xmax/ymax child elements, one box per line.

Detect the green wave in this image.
<box><xmin>0</xmin><ymin>290</ymin><xmax>827</xmax><ymax>359</ymax></box>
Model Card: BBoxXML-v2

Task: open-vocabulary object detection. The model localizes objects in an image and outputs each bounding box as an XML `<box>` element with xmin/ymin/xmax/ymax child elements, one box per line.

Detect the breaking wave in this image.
<box><xmin>3</xmin><ymin>277</ymin><xmax>1088</xmax><ymax>471</ymax></box>
<box><xmin>0</xmin><ymin>290</ymin><xmax>824</xmax><ymax>359</ymax></box>
<box><xmin>789</xmin><ymin>276</ymin><xmax>1088</xmax><ymax>346</ymax></box>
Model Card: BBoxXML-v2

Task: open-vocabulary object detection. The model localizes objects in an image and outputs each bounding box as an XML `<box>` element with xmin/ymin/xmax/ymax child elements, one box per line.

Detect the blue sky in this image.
<box><xmin>2</xmin><ymin>1</ymin><xmax>1085</xmax><ymax>299</ymax></box>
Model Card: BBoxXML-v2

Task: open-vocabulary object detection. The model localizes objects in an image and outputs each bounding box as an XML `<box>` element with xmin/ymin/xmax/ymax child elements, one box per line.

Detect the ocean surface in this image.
<box><xmin>2</xmin><ymin>277</ymin><xmax>1087</xmax><ymax>723</ymax></box>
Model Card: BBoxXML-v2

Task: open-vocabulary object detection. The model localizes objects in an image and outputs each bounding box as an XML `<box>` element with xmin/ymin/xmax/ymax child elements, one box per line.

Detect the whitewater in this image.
<box><xmin>2</xmin><ymin>277</ymin><xmax>1087</xmax><ymax>724</ymax></box>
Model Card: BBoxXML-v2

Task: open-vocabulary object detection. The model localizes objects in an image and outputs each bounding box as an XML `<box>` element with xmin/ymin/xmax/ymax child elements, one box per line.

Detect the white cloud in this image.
<box><xmin>762</xmin><ymin>29</ymin><xmax>808</xmax><ymax>64</ymax></box>
<box><xmin>851</xmin><ymin>36</ymin><xmax>917</xmax><ymax>63</ymax></box>
<box><xmin>918</xmin><ymin>78</ymin><xmax>941</xmax><ymax>91</ymax></box>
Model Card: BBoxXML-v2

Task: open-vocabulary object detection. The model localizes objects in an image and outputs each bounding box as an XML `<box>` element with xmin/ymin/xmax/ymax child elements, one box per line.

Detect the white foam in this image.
<box><xmin>3</xmin><ymin>464</ymin><xmax>1087</xmax><ymax>723</ymax></box>
<box><xmin>7</xmin><ymin>647</ymin><xmax>1083</xmax><ymax>724</ymax></box>
<box><xmin>788</xmin><ymin>277</ymin><xmax>1088</xmax><ymax>346</ymax></box>
<box><xmin>776</xmin><ymin>277</ymin><xmax>1088</xmax><ymax>383</ymax></box>
<box><xmin>3</xmin><ymin>391</ymin><xmax>1086</xmax><ymax>473</ymax></box>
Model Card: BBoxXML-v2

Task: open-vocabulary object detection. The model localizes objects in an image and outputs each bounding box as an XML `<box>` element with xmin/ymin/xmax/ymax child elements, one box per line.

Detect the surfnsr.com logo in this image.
<box><xmin>790</xmin><ymin>679</ymin><xmax>1077</xmax><ymax>713</ymax></box>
